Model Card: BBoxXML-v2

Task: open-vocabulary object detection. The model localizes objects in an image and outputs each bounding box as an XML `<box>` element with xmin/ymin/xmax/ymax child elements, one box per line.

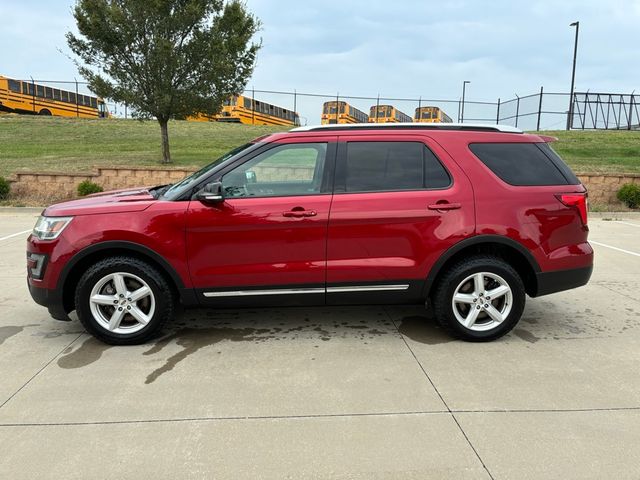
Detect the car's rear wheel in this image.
<box><xmin>75</xmin><ymin>257</ymin><xmax>174</xmax><ymax>345</ymax></box>
<box><xmin>432</xmin><ymin>255</ymin><xmax>525</xmax><ymax>341</ymax></box>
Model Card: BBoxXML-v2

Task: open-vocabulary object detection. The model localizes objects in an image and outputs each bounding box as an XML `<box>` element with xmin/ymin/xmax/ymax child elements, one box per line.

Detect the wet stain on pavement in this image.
<box><xmin>514</xmin><ymin>328</ymin><xmax>540</xmax><ymax>343</ymax></box>
<box><xmin>397</xmin><ymin>316</ymin><xmax>453</xmax><ymax>345</ymax></box>
<box><xmin>143</xmin><ymin>327</ymin><xmax>270</xmax><ymax>384</ymax></box>
<box><xmin>0</xmin><ymin>324</ymin><xmax>39</xmax><ymax>346</ymax></box>
<box><xmin>141</xmin><ymin>309</ymin><xmax>395</xmax><ymax>383</ymax></box>
<box><xmin>0</xmin><ymin>326</ymin><xmax>25</xmax><ymax>346</ymax></box>
<box><xmin>58</xmin><ymin>337</ymin><xmax>113</xmax><ymax>369</ymax></box>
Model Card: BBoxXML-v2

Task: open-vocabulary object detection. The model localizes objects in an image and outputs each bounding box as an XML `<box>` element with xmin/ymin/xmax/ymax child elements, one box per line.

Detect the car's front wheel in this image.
<box><xmin>75</xmin><ymin>257</ymin><xmax>174</xmax><ymax>345</ymax></box>
<box><xmin>432</xmin><ymin>255</ymin><xmax>525</xmax><ymax>341</ymax></box>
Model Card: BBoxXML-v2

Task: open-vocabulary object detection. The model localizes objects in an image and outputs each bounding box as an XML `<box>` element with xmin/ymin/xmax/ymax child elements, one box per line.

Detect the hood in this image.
<box><xmin>43</xmin><ymin>186</ymin><xmax>158</xmax><ymax>217</ymax></box>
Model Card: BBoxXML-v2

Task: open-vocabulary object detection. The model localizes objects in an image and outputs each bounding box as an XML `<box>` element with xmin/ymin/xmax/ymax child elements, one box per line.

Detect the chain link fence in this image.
<box><xmin>10</xmin><ymin>78</ymin><xmax>639</xmax><ymax>131</ymax></box>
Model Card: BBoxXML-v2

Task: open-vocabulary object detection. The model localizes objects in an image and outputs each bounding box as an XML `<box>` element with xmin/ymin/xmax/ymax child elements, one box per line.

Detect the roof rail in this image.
<box><xmin>290</xmin><ymin>122</ymin><xmax>523</xmax><ymax>134</ymax></box>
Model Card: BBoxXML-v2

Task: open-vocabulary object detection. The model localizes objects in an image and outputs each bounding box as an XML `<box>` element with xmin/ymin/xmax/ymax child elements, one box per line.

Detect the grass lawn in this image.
<box><xmin>0</xmin><ymin>115</ymin><xmax>639</xmax><ymax>177</ymax></box>
<box><xmin>0</xmin><ymin>115</ymin><xmax>285</xmax><ymax>177</ymax></box>
<box><xmin>539</xmin><ymin>130</ymin><xmax>640</xmax><ymax>174</ymax></box>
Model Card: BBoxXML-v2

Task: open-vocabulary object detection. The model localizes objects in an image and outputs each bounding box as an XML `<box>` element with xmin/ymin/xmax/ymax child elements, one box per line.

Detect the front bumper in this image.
<box><xmin>28</xmin><ymin>281</ymin><xmax>70</xmax><ymax>321</ymax></box>
<box><xmin>532</xmin><ymin>265</ymin><xmax>593</xmax><ymax>297</ymax></box>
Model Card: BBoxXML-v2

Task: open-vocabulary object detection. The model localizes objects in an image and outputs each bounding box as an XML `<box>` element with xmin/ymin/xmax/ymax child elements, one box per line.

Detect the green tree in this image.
<box><xmin>67</xmin><ymin>0</ymin><xmax>260</xmax><ymax>163</ymax></box>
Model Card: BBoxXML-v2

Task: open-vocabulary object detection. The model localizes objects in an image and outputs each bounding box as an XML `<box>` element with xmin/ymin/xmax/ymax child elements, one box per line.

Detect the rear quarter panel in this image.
<box><xmin>433</xmin><ymin>132</ymin><xmax>592</xmax><ymax>272</ymax></box>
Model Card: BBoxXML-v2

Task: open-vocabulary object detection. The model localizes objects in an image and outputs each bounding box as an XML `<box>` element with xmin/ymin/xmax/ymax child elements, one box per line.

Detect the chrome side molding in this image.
<box><xmin>203</xmin><ymin>284</ymin><xmax>410</xmax><ymax>297</ymax></box>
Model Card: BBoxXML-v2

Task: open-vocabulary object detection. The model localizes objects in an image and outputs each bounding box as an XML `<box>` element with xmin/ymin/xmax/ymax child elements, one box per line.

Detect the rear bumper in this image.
<box><xmin>532</xmin><ymin>265</ymin><xmax>593</xmax><ymax>297</ymax></box>
<box><xmin>28</xmin><ymin>281</ymin><xmax>70</xmax><ymax>321</ymax></box>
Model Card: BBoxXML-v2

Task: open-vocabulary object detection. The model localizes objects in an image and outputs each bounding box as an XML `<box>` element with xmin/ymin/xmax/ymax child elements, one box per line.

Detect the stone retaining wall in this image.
<box><xmin>575</xmin><ymin>173</ymin><xmax>640</xmax><ymax>205</ymax></box>
<box><xmin>7</xmin><ymin>166</ymin><xmax>640</xmax><ymax>207</ymax></box>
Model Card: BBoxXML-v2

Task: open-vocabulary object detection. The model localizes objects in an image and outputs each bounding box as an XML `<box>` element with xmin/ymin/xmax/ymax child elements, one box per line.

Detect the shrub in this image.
<box><xmin>617</xmin><ymin>183</ymin><xmax>640</xmax><ymax>209</ymax></box>
<box><xmin>77</xmin><ymin>180</ymin><xmax>103</xmax><ymax>196</ymax></box>
<box><xmin>0</xmin><ymin>177</ymin><xmax>10</xmax><ymax>200</ymax></box>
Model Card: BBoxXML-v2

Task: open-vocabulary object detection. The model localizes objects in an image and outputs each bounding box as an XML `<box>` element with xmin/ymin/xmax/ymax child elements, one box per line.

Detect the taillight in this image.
<box><xmin>557</xmin><ymin>193</ymin><xmax>588</xmax><ymax>225</ymax></box>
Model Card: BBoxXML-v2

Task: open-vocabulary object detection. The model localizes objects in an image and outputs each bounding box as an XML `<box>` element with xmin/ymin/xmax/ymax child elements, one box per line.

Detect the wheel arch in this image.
<box><xmin>423</xmin><ymin>235</ymin><xmax>541</xmax><ymax>299</ymax></box>
<box><xmin>59</xmin><ymin>241</ymin><xmax>196</xmax><ymax>314</ymax></box>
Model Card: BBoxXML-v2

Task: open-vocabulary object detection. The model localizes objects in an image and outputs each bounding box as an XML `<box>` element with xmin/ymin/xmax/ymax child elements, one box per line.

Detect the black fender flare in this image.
<box><xmin>58</xmin><ymin>241</ymin><xmax>199</xmax><ymax>309</ymax></box>
<box><xmin>422</xmin><ymin>234</ymin><xmax>541</xmax><ymax>297</ymax></box>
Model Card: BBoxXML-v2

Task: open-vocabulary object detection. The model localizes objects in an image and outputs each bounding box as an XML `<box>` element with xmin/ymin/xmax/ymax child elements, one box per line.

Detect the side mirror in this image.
<box><xmin>196</xmin><ymin>182</ymin><xmax>224</xmax><ymax>204</ymax></box>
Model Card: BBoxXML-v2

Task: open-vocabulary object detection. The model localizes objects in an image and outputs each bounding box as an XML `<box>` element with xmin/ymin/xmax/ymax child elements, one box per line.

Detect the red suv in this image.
<box><xmin>27</xmin><ymin>124</ymin><xmax>593</xmax><ymax>344</ymax></box>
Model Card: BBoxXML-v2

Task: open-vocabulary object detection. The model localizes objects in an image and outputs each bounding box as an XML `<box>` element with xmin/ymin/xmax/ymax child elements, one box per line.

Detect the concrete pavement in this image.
<box><xmin>1</xmin><ymin>208</ymin><xmax>639</xmax><ymax>479</ymax></box>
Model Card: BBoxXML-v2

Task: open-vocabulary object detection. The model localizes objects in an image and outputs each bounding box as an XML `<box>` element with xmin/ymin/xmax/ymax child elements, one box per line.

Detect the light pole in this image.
<box><xmin>461</xmin><ymin>80</ymin><xmax>470</xmax><ymax>123</ymax></box>
<box><xmin>566</xmin><ymin>21</ymin><xmax>579</xmax><ymax>130</ymax></box>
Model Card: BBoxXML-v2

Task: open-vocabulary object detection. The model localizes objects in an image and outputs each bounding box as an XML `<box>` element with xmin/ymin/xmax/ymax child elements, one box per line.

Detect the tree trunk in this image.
<box><xmin>159</xmin><ymin>118</ymin><xmax>171</xmax><ymax>164</ymax></box>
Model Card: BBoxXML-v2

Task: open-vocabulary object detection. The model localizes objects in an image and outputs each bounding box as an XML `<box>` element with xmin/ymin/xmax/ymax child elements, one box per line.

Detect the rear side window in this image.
<box><xmin>342</xmin><ymin>141</ymin><xmax>450</xmax><ymax>193</ymax></box>
<box><xmin>469</xmin><ymin>143</ymin><xmax>578</xmax><ymax>186</ymax></box>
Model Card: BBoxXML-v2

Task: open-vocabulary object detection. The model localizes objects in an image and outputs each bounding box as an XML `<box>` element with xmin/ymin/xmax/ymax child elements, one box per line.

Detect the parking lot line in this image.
<box><xmin>0</xmin><ymin>230</ymin><xmax>31</xmax><ymax>242</ymax></box>
<box><xmin>614</xmin><ymin>220</ymin><xmax>640</xmax><ymax>228</ymax></box>
<box><xmin>590</xmin><ymin>240</ymin><xmax>640</xmax><ymax>258</ymax></box>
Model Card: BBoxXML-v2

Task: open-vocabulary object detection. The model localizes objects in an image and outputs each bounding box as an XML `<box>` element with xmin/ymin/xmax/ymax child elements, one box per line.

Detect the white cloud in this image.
<box><xmin>0</xmin><ymin>0</ymin><xmax>637</xmax><ymax>123</ymax></box>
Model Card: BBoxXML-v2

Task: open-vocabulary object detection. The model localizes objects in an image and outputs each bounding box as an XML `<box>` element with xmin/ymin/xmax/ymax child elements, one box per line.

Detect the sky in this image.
<box><xmin>0</xmin><ymin>0</ymin><xmax>638</xmax><ymax>126</ymax></box>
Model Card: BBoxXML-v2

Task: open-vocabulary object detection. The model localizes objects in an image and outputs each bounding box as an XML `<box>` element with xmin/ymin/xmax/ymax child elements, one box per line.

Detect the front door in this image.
<box><xmin>186</xmin><ymin>138</ymin><xmax>336</xmax><ymax>306</ymax></box>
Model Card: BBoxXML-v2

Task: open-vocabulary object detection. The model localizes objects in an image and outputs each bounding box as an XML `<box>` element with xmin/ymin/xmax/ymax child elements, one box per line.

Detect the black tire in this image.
<box><xmin>432</xmin><ymin>255</ymin><xmax>525</xmax><ymax>342</ymax></box>
<box><xmin>38</xmin><ymin>109</ymin><xmax>52</xmax><ymax>116</ymax></box>
<box><xmin>75</xmin><ymin>256</ymin><xmax>174</xmax><ymax>345</ymax></box>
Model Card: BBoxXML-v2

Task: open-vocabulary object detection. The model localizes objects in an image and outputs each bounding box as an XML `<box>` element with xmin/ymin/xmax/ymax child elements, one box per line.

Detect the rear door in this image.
<box><xmin>326</xmin><ymin>134</ymin><xmax>475</xmax><ymax>305</ymax></box>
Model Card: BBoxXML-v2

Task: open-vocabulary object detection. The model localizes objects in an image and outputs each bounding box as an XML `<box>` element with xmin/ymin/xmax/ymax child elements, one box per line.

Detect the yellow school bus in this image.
<box><xmin>369</xmin><ymin>105</ymin><xmax>412</xmax><ymax>123</ymax></box>
<box><xmin>0</xmin><ymin>75</ymin><xmax>108</xmax><ymax>118</ymax></box>
<box><xmin>321</xmin><ymin>101</ymin><xmax>369</xmax><ymax>124</ymax></box>
<box><xmin>414</xmin><ymin>106</ymin><xmax>452</xmax><ymax>123</ymax></box>
<box><xmin>191</xmin><ymin>95</ymin><xmax>300</xmax><ymax>126</ymax></box>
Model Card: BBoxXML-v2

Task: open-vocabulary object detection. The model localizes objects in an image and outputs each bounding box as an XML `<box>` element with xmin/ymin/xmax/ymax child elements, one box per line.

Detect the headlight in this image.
<box><xmin>32</xmin><ymin>216</ymin><xmax>73</xmax><ymax>240</ymax></box>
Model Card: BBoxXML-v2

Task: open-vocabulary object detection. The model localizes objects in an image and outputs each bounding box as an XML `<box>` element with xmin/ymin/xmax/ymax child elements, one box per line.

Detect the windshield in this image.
<box><xmin>160</xmin><ymin>142</ymin><xmax>257</xmax><ymax>200</ymax></box>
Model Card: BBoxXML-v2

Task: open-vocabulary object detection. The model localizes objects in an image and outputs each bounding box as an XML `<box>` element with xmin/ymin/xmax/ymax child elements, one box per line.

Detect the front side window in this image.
<box><xmin>343</xmin><ymin>141</ymin><xmax>450</xmax><ymax>193</ymax></box>
<box><xmin>222</xmin><ymin>143</ymin><xmax>327</xmax><ymax>198</ymax></box>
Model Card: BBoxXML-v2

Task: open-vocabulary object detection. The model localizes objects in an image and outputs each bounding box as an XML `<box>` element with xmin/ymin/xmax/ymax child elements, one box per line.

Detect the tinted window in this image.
<box><xmin>538</xmin><ymin>143</ymin><xmax>580</xmax><ymax>184</ymax></box>
<box><xmin>343</xmin><ymin>142</ymin><xmax>450</xmax><ymax>192</ymax></box>
<box><xmin>424</xmin><ymin>147</ymin><xmax>451</xmax><ymax>188</ymax></box>
<box><xmin>222</xmin><ymin>143</ymin><xmax>327</xmax><ymax>198</ymax></box>
<box><xmin>8</xmin><ymin>79</ymin><xmax>21</xmax><ymax>93</ymax></box>
<box><xmin>469</xmin><ymin>143</ymin><xmax>574</xmax><ymax>186</ymax></box>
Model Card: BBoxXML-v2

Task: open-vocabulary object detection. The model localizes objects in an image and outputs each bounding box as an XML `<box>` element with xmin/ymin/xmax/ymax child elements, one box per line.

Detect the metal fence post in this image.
<box><xmin>515</xmin><ymin>94</ymin><xmax>520</xmax><ymax>128</ymax></box>
<box><xmin>417</xmin><ymin>96</ymin><xmax>421</xmax><ymax>122</ymax></box>
<box><xmin>335</xmin><ymin>92</ymin><xmax>339</xmax><ymax>123</ymax></box>
<box><xmin>293</xmin><ymin>89</ymin><xmax>297</xmax><ymax>125</ymax></box>
<box><xmin>251</xmin><ymin>87</ymin><xmax>255</xmax><ymax>125</ymax></box>
<box><xmin>567</xmin><ymin>92</ymin><xmax>574</xmax><ymax>130</ymax></box>
<box><xmin>74</xmin><ymin>78</ymin><xmax>79</xmax><ymax>118</ymax></box>
<box><xmin>375</xmin><ymin>94</ymin><xmax>380</xmax><ymax>123</ymax></box>
<box><xmin>496</xmin><ymin>98</ymin><xmax>500</xmax><ymax>124</ymax></box>
<box><xmin>30</xmin><ymin>76</ymin><xmax>36</xmax><ymax>113</ymax></box>
<box><xmin>536</xmin><ymin>86</ymin><xmax>544</xmax><ymax>131</ymax></box>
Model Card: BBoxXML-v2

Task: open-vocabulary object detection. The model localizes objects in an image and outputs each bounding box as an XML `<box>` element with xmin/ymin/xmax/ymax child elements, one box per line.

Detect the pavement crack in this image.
<box><xmin>384</xmin><ymin>307</ymin><xmax>496</xmax><ymax>480</ymax></box>
<box><xmin>0</xmin><ymin>333</ymin><xmax>84</xmax><ymax>410</ymax></box>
